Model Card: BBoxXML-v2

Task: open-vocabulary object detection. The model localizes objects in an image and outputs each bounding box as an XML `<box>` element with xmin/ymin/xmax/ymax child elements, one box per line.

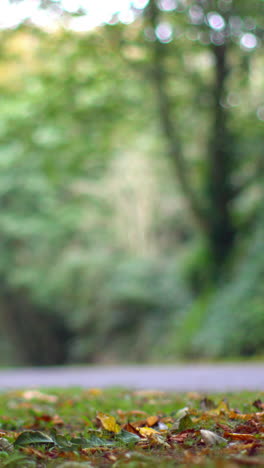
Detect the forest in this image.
<box><xmin>0</xmin><ymin>0</ymin><xmax>263</xmax><ymax>366</ymax></box>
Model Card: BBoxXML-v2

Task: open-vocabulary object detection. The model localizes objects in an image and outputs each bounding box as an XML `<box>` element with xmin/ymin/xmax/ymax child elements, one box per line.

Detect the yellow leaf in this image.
<box><xmin>96</xmin><ymin>413</ymin><xmax>121</xmax><ymax>434</ymax></box>
<box><xmin>87</xmin><ymin>388</ymin><xmax>103</xmax><ymax>396</ymax></box>
<box><xmin>138</xmin><ymin>427</ymin><xmax>160</xmax><ymax>437</ymax></box>
<box><xmin>208</xmin><ymin>400</ymin><xmax>229</xmax><ymax>416</ymax></box>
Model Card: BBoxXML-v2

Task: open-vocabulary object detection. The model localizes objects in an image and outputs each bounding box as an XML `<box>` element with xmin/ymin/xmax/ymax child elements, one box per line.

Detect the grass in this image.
<box><xmin>0</xmin><ymin>388</ymin><xmax>263</xmax><ymax>467</ymax></box>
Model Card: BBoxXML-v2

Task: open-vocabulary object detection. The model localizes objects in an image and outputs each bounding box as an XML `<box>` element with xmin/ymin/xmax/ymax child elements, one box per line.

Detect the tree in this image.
<box><xmin>0</xmin><ymin>0</ymin><xmax>263</xmax><ymax>364</ymax></box>
<box><xmin>9</xmin><ymin>0</ymin><xmax>264</xmax><ymax>282</ymax></box>
<box><xmin>142</xmin><ymin>0</ymin><xmax>264</xmax><ymax>280</ymax></box>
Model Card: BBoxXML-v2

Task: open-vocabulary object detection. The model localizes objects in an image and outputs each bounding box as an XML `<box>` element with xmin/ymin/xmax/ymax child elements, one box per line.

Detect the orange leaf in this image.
<box><xmin>224</xmin><ymin>432</ymin><xmax>258</xmax><ymax>441</ymax></box>
<box><xmin>146</xmin><ymin>416</ymin><xmax>159</xmax><ymax>427</ymax></box>
<box><xmin>123</xmin><ymin>422</ymin><xmax>142</xmax><ymax>437</ymax></box>
<box><xmin>87</xmin><ymin>388</ymin><xmax>103</xmax><ymax>397</ymax></box>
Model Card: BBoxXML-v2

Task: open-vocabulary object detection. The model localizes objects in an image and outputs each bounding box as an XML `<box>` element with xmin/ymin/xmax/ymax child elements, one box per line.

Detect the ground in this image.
<box><xmin>0</xmin><ymin>388</ymin><xmax>264</xmax><ymax>467</ymax></box>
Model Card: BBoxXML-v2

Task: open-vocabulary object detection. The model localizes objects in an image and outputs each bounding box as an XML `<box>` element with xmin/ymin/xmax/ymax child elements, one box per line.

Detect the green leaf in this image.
<box><xmin>178</xmin><ymin>415</ymin><xmax>194</xmax><ymax>432</ymax></box>
<box><xmin>115</xmin><ymin>430</ymin><xmax>140</xmax><ymax>446</ymax></box>
<box><xmin>71</xmin><ymin>434</ymin><xmax>114</xmax><ymax>448</ymax></box>
<box><xmin>14</xmin><ymin>431</ymin><xmax>54</xmax><ymax>447</ymax></box>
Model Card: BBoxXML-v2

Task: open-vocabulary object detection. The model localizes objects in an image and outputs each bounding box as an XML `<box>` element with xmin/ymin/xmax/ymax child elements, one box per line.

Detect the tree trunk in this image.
<box><xmin>0</xmin><ymin>286</ymin><xmax>72</xmax><ymax>366</ymax></box>
<box><xmin>206</xmin><ymin>43</ymin><xmax>236</xmax><ymax>276</ymax></box>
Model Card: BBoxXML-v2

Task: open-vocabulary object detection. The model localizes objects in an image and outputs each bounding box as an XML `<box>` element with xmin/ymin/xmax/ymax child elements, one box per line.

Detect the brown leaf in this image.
<box><xmin>104</xmin><ymin>452</ymin><xmax>117</xmax><ymax>462</ymax></box>
<box><xmin>21</xmin><ymin>447</ymin><xmax>48</xmax><ymax>460</ymax></box>
<box><xmin>117</xmin><ymin>409</ymin><xmax>147</xmax><ymax>418</ymax></box>
<box><xmin>234</xmin><ymin>420</ymin><xmax>261</xmax><ymax>434</ymax></box>
<box><xmin>122</xmin><ymin>423</ymin><xmax>142</xmax><ymax>437</ymax></box>
<box><xmin>224</xmin><ymin>432</ymin><xmax>258</xmax><ymax>441</ymax></box>
<box><xmin>168</xmin><ymin>429</ymin><xmax>196</xmax><ymax>444</ymax></box>
<box><xmin>253</xmin><ymin>399</ymin><xmax>264</xmax><ymax>410</ymax></box>
<box><xmin>200</xmin><ymin>398</ymin><xmax>216</xmax><ymax>411</ymax></box>
<box><xmin>230</xmin><ymin>456</ymin><xmax>264</xmax><ymax>466</ymax></box>
<box><xmin>34</xmin><ymin>414</ymin><xmax>64</xmax><ymax>425</ymax></box>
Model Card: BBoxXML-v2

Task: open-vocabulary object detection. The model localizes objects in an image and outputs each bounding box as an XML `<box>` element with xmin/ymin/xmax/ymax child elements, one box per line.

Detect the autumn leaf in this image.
<box><xmin>138</xmin><ymin>427</ymin><xmax>160</xmax><ymax>437</ymax></box>
<box><xmin>200</xmin><ymin>430</ymin><xmax>227</xmax><ymax>446</ymax></box>
<box><xmin>224</xmin><ymin>432</ymin><xmax>261</xmax><ymax>441</ymax></box>
<box><xmin>87</xmin><ymin>388</ymin><xmax>103</xmax><ymax>397</ymax></box>
<box><xmin>21</xmin><ymin>390</ymin><xmax>58</xmax><ymax>403</ymax></box>
<box><xmin>146</xmin><ymin>415</ymin><xmax>159</xmax><ymax>427</ymax></box>
<box><xmin>208</xmin><ymin>400</ymin><xmax>229</xmax><ymax>416</ymax></box>
<box><xmin>96</xmin><ymin>413</ymin><xmax>121</xmax><ymax>434</ymax></box>
<box><xmin>122</xmin><ymin>422</ymin><xmax>142</xmax><ymax>437</ymax></box>
<box><xmin>2</xmin><ymin>388</ymin><xmax>264</xmax><ymax>467</ymax></box>
<box><xmin>34</xmin><ymin>413</ymin><xmax>64</xmax><ymax>425</ymax></box>
<box><xmin>253</xmin><ymin>399</ymin><xmax>264</xmax><ymax>410</ymax></box>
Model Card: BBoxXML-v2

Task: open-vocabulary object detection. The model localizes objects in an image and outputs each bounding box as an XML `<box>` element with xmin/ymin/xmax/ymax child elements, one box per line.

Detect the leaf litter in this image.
<box><xmin>0</xmin><ymin>389</ymin><xmax>263</xmax><ymax>467</ymax></box>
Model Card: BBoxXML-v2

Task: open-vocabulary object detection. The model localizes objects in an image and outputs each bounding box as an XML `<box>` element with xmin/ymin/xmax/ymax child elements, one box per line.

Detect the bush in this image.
<box><xmin>192</xmin><ymin>219</ymin><xmax>264</xmax><ymax>358</ymax></box>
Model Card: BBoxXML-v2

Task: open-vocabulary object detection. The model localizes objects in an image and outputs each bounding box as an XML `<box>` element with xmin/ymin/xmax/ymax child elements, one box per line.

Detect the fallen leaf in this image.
<box><xmin>0</xmin><ymin>437</ymin><xmax>14</xmax><ymax>453</ymax></box>
<box><xmin>21</xmin><ymin>390</ymin><xmax>58</xmax><ymax>403</ymax></box>
<box><xmin>200</xmin><ymin>398</ymin><xmax>216</xmax><ymax>410</ymax></box>
<box><xmin>14</xmin><ymin>431</ymin><xmax>54</xmax><ymax>447</ymax></box>
<box><xmin>116</xmin><ymin>430</ymin><xmax>140</xmax><ymax>445</ymax></box>
<box><xmin>224</xmin><ymin>432</ymin><xmax>260</xmax><ymax>441</ymax></box>
<box><xmin>87</xmin><ymin>388</ymin><xmax>103</xmax><ymax>397</ymax></box>
<box><xmin>176</xmin><ymin>407</ymin><xmax>189</xmax><ymax>419</ymax></box>
<box><xmin>230</xmin><ymin>456</ymin><xmax>264</xmax><ymax>466</ymax></box>
<box><xmin>117</xmin><ymin>409</ymin><xmax>147</xmax><ymax>418</ymax></box>
<box><xmin>187</xmin><ymin>392</ymin><xmax>203</xmax><ymax>400</ymax></box>
<box><xmin>200</xmin><ymin>429</ymin><xmax>227</xmax><ymax>445</ymax></box>
<box><xmin>148</xmin><ymin>433</ymin><xmax>170</xmax><ymax>448</ymax></box>
<box><xmin>104</xmin><ymin>452</ymin><xmax>117</xmax><ymax>462</ymax></box>
<box><xmin>21</xmin><ymin>447</ymin><xmax>49</xmax><ymax>459</ymax></box>
<box><xmin>133</xmin><ymin>390</ymin><xmax>165</xmax><ymax>397</ymax></box>
<box><xmin>208</xmin><ymin>400</ymin><xmax>229</xmax><ymax>416</ymax></box>
<box><xmin>146</xmin><ymin>415</ymin><xmax>159</xmax><ymax>427</ymax></box>
<box><xmin>169</xmin><ymin>430</ymin><xmax>195</xmax><ymax>444</ymax></box>
<box><xmin>253</xmin><ymin>399</ymin><xmax>264</xmax><ymax>411</ymax></box>
<box><xmin>122</xmin><ymin>423</ymin><xmax>142</xmax><ymax>437</ymax></box>
<box><xmin>96</xmin><ymin>413</ymin><xmax>121</xmax><ymax>434</ymax></box>
<box><xmin>138</xmin><ymin>427</ymin><xmax>160</xmax><ymax>437</ymax></box>
<box><xmin>34</xmin><ymin>414</ymin><xmax>64</xmax><ymax>425</ymax></box>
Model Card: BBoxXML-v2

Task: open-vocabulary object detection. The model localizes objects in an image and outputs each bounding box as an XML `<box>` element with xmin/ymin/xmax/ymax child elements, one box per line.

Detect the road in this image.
<box><xmin>0</xmin><ymin>364</ymin><xmax>263</xmax><ymax>392</ymax></box>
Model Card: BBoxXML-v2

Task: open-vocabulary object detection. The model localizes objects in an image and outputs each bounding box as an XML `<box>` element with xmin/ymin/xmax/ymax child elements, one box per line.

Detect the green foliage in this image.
<box><xmin>0</xmin><ymin>0</ymin><xmax>264</xmax><ymax>364</ymax></box>
<box><xmin>192</xmin><ymin>219</ymin><xmax>264</xmax><ymax>357</ymax></box>
<box><xmin>68</xmin><ymin>255</ymin><xmax>192</xmax><ymax>362</ymax></box>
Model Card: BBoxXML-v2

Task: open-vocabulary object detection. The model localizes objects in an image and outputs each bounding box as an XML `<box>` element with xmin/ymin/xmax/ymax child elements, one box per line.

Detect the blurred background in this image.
<box><xmin>0</xmin><ymin>0</ymin><xmax>263</xmax><ymax>367</ymax></box>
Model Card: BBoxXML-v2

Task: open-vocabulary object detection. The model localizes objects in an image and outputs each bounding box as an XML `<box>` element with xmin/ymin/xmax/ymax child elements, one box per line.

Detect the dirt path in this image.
<box><xmin>0</xmin><ymin>364</ymin><xmax>263</xmax><ymax>392</ymax></box>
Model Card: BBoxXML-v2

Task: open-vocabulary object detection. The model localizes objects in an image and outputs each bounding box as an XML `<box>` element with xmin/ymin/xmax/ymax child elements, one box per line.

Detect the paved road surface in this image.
<box><xmin>0</xmin><ymin>365</ymin><xmax>263</xmax><ymax>392</ymax></box>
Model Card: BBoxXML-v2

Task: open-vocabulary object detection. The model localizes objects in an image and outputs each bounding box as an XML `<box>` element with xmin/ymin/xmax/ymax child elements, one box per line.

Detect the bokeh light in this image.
<box><xmin>240</xmin><ymin>33</ymin><xmax>258</xmax><ymax>50</ymax></box>
<box><xmin>155</xmin><ymin>22</ymin><xmax>173</xmax><ymax>43</ymax></box>
<box><xmin>207</xmin><ymin>12</ymin><xmax>226</xmax><ymax>31</ymax></box>
<box><xmin>158</xmin><ymin>0</ymin><xmax>177</xmax><ymax>12</ymax></box>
